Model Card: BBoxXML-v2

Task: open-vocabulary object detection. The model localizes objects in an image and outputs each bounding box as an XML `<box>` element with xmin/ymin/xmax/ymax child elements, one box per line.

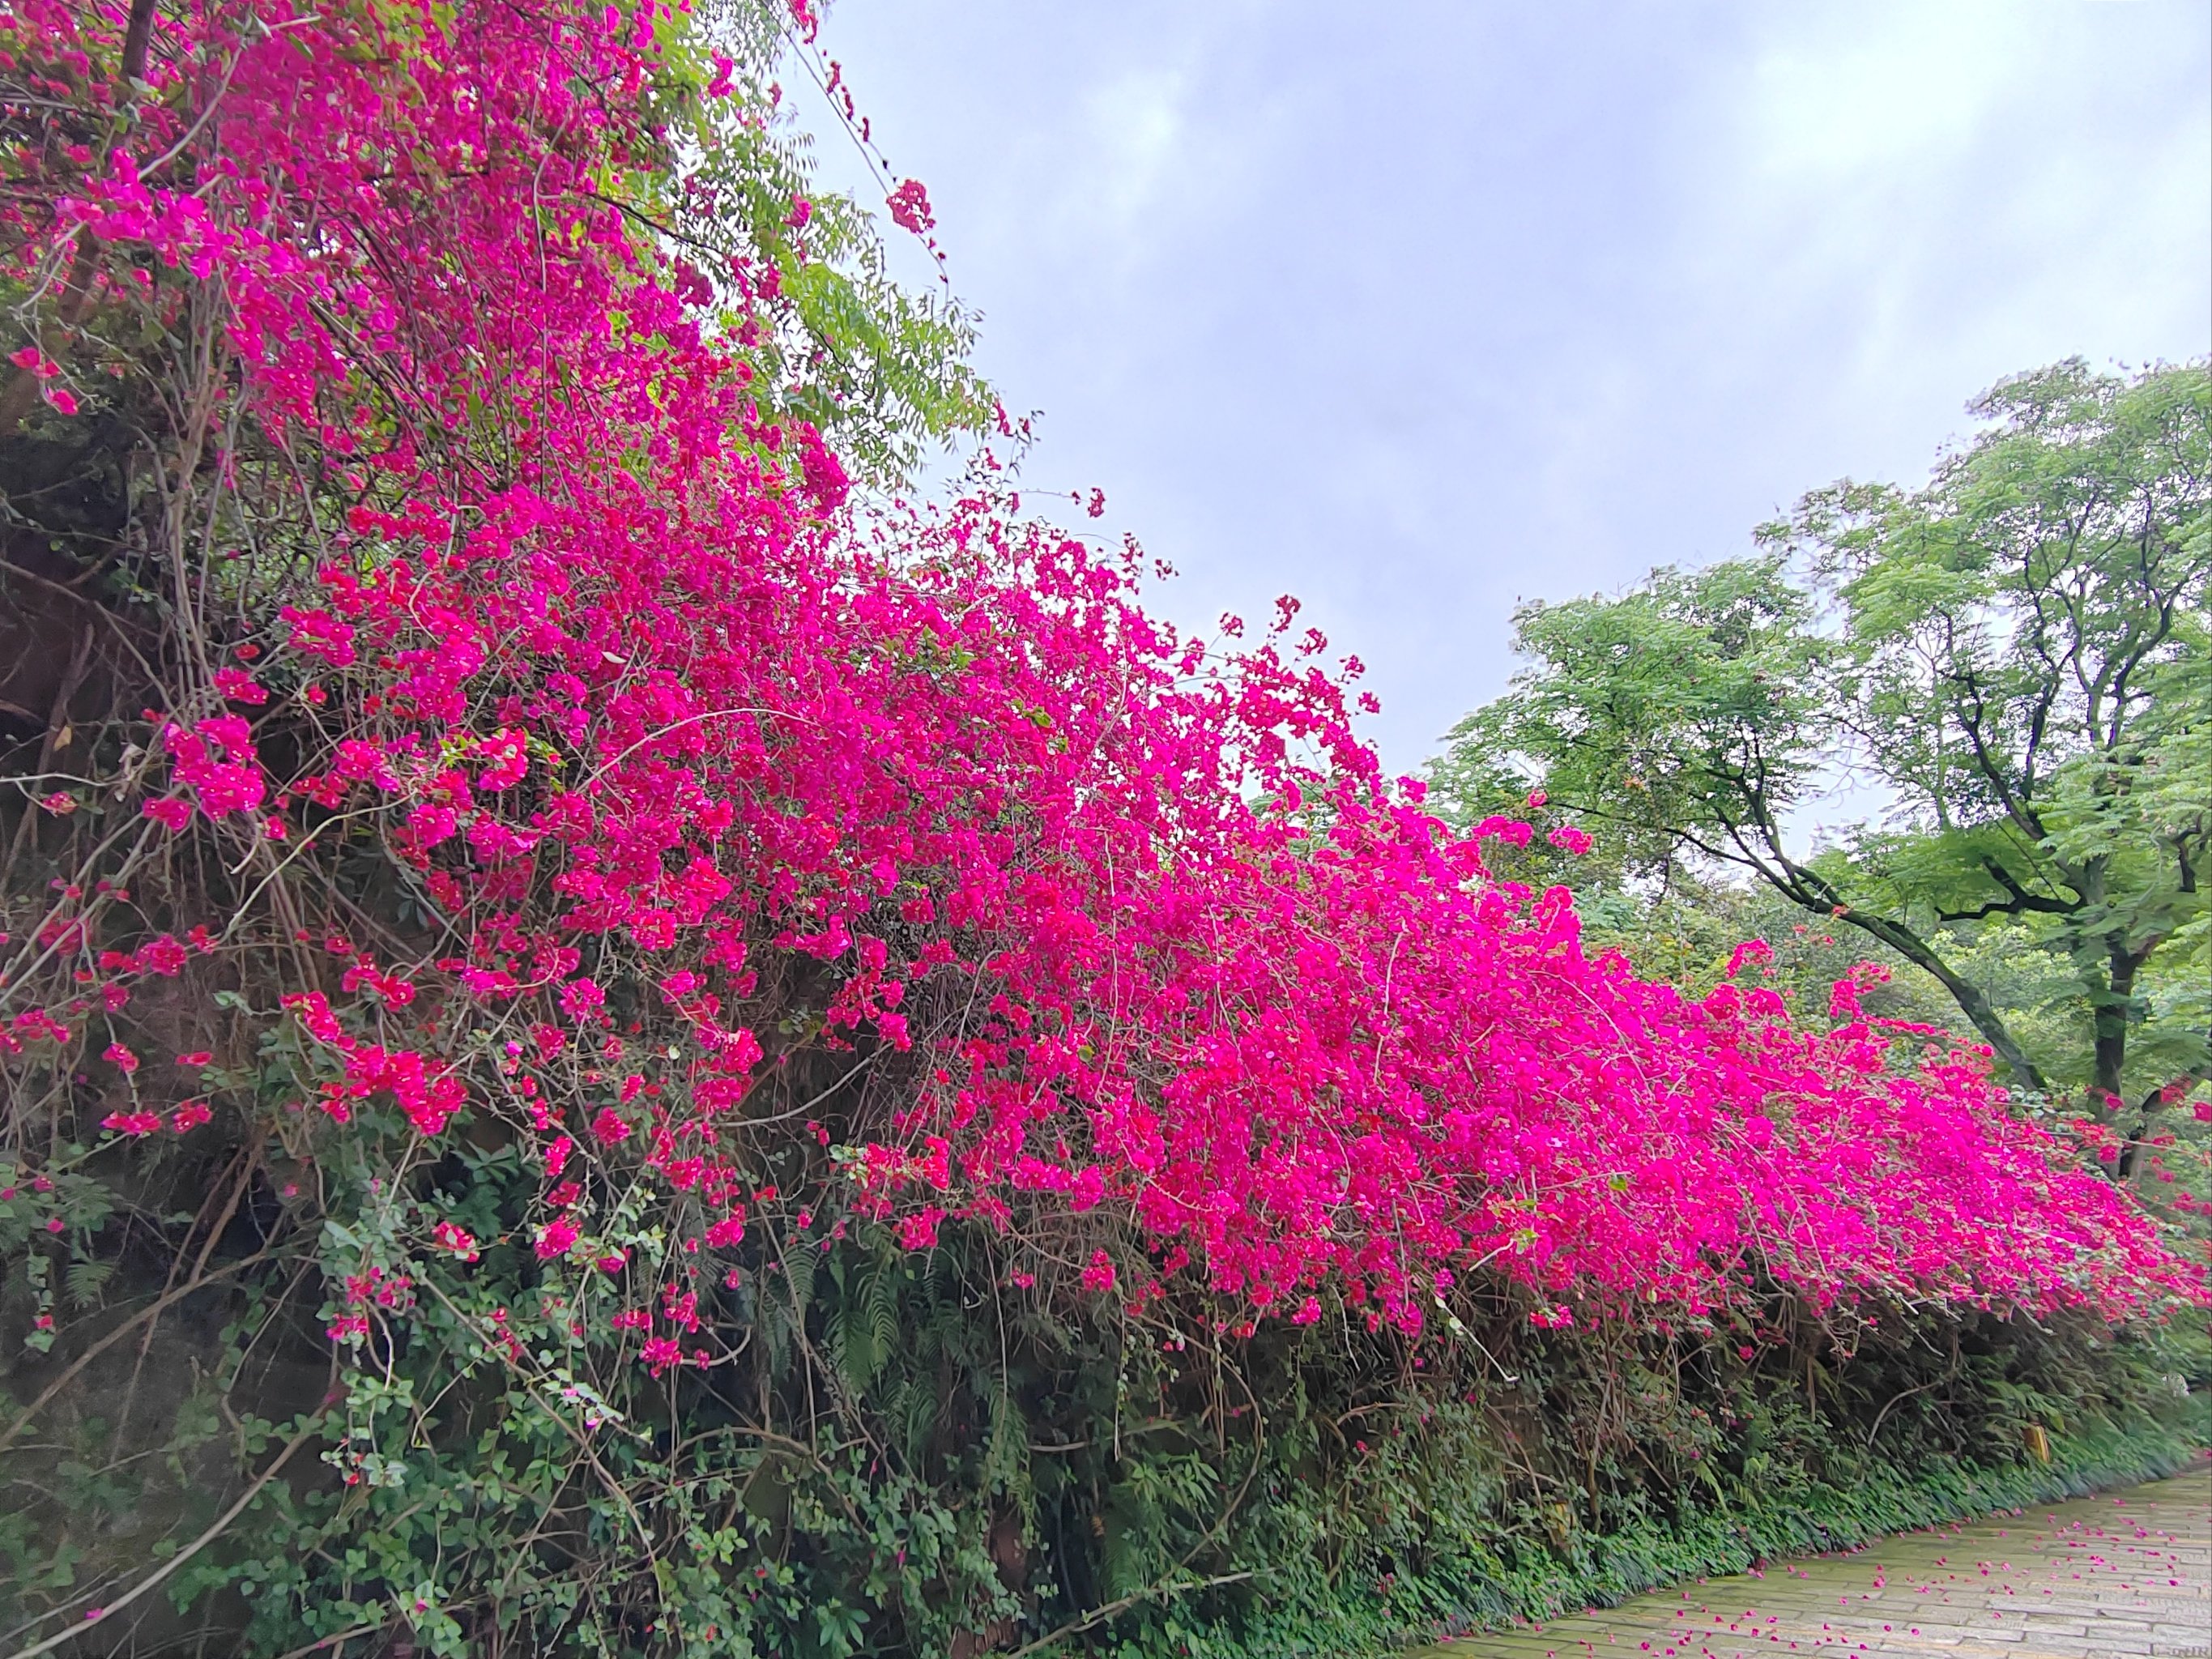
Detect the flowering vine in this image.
<box><xmin>0</xmin><ymin>0</ymin><xmax>2197</xmax><ymax>1371</ymax></box>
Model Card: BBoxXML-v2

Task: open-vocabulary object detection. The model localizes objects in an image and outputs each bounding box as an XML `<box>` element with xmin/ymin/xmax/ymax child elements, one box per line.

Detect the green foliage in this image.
<box><xmin>15</xmin><ymin>1110</ymin><xmax>2199</xmax><ymax>1659</ymax></box>
<box><xmin>1127</xmin><ymin>1294</ymin><xmax>2208</xmax><ymax>1659</ymax></box>
<box><xmin>1438</xmin><ymin>552</ymin><xmax>1834</xmax><ymax>890</ymax></box>
<box><xmin>655</xmin><ymin>0</ymin><xmax>997</xmax><ymax>487</ymax></box>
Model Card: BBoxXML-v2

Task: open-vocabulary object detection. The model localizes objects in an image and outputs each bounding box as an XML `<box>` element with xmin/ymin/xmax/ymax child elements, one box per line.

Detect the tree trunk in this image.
<box><xmin>1834</xmin><ymin>908</ymin><xmax>2048</xmax><ymax>1090</ymax></box>
<box><xmin>2089</xmin><ymin>946</ymin><xmax>2138</xmax><ymax>1107</ymax></box>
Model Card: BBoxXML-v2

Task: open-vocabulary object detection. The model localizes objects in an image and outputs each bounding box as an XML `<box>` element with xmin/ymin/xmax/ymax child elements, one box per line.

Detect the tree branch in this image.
<box><xmin>0</xmin><ymin>1247</ymin><xmax>278</xmax><ymax>1455</ymax></box>
<box><xmin>4</xmin><ymin>1410</ymin><xmax>325</xmax><ymax>1659</ymax></box>
<box><xmin>1934</xmin><ymin>858</ymin><xmax>2075</xmax><ymax>923</ymax></box>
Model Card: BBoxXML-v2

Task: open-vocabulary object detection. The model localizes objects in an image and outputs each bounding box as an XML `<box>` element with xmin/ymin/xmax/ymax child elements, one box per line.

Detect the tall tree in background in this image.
<box><xmin>1436</xmin><ymin>360</ymin><xmax>2212</xmax><ymax>1168</ymax></box>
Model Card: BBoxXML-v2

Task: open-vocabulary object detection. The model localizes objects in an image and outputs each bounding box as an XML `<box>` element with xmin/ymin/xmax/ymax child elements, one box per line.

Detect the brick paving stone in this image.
<box><xmin>1420</xmin><ymin>1461</ymin><xmax>2211</xmax><ymax>1659</ymax></box>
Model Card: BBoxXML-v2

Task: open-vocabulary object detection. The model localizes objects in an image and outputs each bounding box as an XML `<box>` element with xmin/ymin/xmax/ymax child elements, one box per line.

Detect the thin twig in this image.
<box><xmin>0</xmin><ymin>1248</ymin><xmax>276</xmax><ymax>1454</ymax></box>
<box><xmin>3</xmin><ymin>1411</ymin><xmax>325</xmax><ymax>1659</ymax></box>
<box><xmin>1005</xmin><ymin>1572</ymin><xmax>1257</xmax><ymax>1659</ymax></box>
<box><xmin>271</xmin><ymin>1622</ymin><xmax>381</xmax><ymax>1659</ymax></box>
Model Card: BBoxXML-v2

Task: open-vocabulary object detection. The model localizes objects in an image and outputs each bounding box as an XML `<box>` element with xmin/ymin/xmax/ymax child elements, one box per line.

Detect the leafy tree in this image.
<box><xmin>670</xmin><ymin>0</ymin><xmax>997</xmax><ymax>485</ymax></box>
<box><xmin>1437</xmin><ymin>360</ymin><xmax>2212</xmax><ymax>1167</ymax></box>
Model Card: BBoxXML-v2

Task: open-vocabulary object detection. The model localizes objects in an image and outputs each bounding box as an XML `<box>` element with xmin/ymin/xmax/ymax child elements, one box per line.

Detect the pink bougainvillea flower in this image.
<box><xmin>142</xmin><ymin>797</ymin><xmax>194</xmax><ymax>830</ymax></box>
<box><xmin>14</xmin><ymin>0</ymin><xmax>2184</xmax><ymax>1367</ymax></box>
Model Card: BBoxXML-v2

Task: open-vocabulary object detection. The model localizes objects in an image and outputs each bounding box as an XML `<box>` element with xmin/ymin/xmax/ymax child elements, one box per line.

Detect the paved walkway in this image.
<box><xmin>1426</xmin><ymin>1461</ymin><xmax>2210</xmax><ymax>1659</ymax></box>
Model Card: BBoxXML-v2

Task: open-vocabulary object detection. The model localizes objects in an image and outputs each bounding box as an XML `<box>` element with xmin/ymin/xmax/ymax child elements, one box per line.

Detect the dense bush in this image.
<box><xmin>0</xmin><ymin>2</ymin><xmax>2202</xmax><ymax>1655</ymax></box>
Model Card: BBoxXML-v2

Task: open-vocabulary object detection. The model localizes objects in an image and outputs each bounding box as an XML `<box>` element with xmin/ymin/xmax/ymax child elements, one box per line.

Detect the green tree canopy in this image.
<box><xmin>1435</xmin><ymin>359</ymin><xmax>2212</xmax><ymax>1169</ymax></box>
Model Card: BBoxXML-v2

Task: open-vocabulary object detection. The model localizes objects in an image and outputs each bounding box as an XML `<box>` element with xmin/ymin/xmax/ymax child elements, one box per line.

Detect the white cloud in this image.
<box><xmin>1742</xmin><ymin>6</ymin><xmax>2034</xmax><ymax>182</ymax></box>
<box><xmin>799</xmin><ymin>0</ymin><xmax>2209</xmax><ymax>771</ymax></box>
<box><xmin>1681</xmin><ymin>2</ymin><xmax>2210</xmax><ymax>449</ymax></box>
<box><xmin>1081</xmin><ymin>66</ymin><xmax>1191</xmax><ymax>235</ymax></box>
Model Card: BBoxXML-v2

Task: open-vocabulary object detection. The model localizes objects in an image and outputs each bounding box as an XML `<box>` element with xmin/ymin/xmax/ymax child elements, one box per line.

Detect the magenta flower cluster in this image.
<box><xmin>8</xmin><ymin>0</ymin><xmax>2197</xmax><ymax>1356</ymax></box>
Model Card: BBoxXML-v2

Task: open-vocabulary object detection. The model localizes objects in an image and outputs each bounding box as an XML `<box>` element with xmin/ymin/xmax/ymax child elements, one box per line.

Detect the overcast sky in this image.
<box><xmin>794</xmin><ymin>1</ymin><xmax>2212</xmax><ymax>778</ymax></box>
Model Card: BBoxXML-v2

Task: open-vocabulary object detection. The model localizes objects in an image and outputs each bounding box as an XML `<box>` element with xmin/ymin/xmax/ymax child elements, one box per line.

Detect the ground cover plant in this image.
<box><xmin>0</xmin><ymin>1</ymin><xmax>2204</xmax><ymax>1655</ymax></box>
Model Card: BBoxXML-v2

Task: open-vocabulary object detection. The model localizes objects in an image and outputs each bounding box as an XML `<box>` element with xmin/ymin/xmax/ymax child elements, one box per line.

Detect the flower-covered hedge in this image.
<box><xmin>0</xmin><ymin>1</ymin><xmax>2201</xmax><ymax>1654</ymax></box>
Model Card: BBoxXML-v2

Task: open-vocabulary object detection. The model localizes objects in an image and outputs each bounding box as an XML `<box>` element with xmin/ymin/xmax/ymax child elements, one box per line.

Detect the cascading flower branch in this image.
<box><xmin>5</xmin><ymin>0</ymin><xmax>2200</xmax><ymax>1375</ymax></box>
